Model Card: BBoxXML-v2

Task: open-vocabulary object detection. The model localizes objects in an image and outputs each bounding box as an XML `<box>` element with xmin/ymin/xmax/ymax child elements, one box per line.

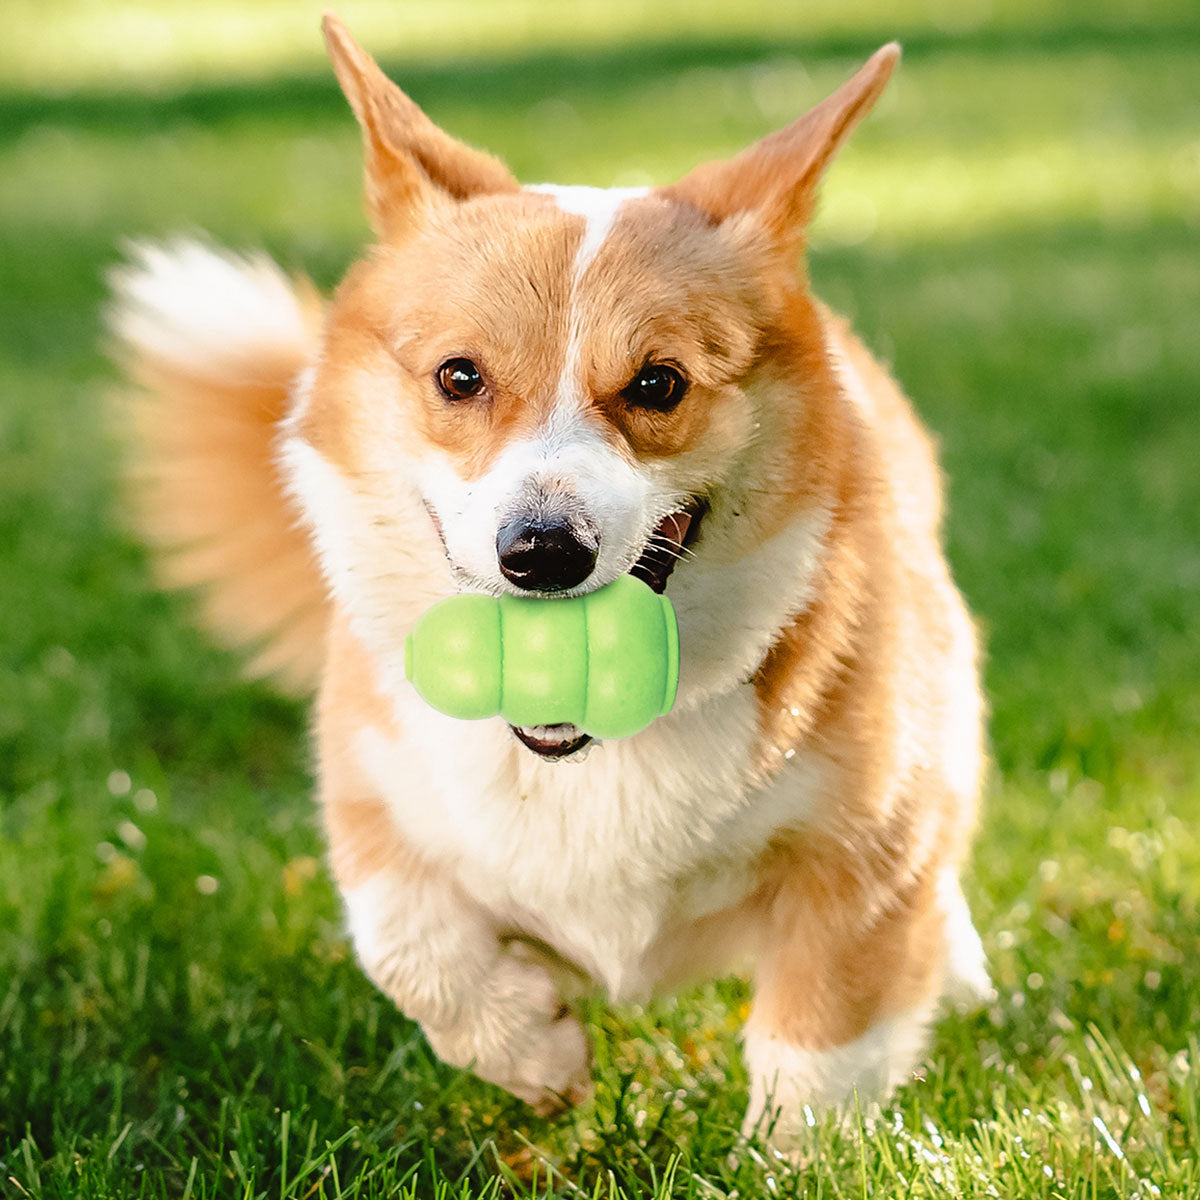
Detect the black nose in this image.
<box><xmin>496</xmin><ymin>517</ymin><xmax>598</xmax><ymax>592</ymax></box>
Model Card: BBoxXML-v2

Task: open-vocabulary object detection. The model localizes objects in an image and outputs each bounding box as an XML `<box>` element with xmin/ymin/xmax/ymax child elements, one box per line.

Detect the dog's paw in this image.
<box><xmin>423</xmin><ymin>947</ymin><xmax>592</xmax><ymax>1113</ymax></box>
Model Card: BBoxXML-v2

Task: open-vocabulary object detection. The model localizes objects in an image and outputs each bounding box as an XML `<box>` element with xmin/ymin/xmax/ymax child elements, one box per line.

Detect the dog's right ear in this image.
<box><xmin>322</xmin><ymin>13</ymin><xmax>519</xmax><ymax>239</ymax></box>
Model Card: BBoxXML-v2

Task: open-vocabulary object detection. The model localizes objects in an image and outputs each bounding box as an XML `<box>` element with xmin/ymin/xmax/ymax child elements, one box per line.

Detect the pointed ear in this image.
<box><xmin>666</xmin><ymin>43</ymin><xmax>899</xmax><ymax>250</ymax></box>
<box><xmin>321</xmin><ymin>12</ymin><xmax>519</xmax><ymax>238</ymax></box>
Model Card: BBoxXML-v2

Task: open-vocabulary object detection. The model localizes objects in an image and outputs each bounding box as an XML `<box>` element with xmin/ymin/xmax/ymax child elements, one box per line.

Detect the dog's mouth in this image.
<box><xmin>628</xmin><ymin>499</ymin><xmax>706</xmax><ymax>597</ymax></box>
<box><xmin>511</xmin><ymin>723</ymin><xmax>594</xmax><ymax>758</ymax></box>
<box><xmin>511</xmin><ymin>499</ymin><xmax>706</xmax><ymax>761</ymax></box>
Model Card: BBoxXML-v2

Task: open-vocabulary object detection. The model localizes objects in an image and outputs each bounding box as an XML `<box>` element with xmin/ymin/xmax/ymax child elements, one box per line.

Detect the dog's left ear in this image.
<box><xmin>322</xmin><ymin>12</ymin><xmax>519</xmax><ymax>238</ymax></box>
<box><xmin>667</xmin><ymin>44</ymin><xmax>899</xmax><ymax>252</ymax></box>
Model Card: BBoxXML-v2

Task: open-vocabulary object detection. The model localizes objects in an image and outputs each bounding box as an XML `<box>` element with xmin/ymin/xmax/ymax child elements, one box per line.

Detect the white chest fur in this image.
<box><xmin>355</xmin><ymin>681</ymin><xmax>827</xmax><ymax>999</ymax></box>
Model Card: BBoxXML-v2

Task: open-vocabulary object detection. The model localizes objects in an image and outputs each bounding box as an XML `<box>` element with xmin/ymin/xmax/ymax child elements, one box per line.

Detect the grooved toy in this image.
<box><xmin>404</xmin><ymin>574</ymin><xmax>679</xmax><ymax>739</ymax></box>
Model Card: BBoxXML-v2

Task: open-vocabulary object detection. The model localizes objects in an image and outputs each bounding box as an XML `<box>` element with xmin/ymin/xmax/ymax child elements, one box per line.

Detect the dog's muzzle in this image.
<box><xmin>509</xmin><ymin>498</ymin><xmax>706</xmax><ymax>762</ymax></box>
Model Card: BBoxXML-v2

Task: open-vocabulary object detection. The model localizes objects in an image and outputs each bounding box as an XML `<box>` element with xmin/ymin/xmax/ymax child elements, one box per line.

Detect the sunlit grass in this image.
<box><xmin>2</xmin><ymin>1</ymin><xmax>1200</xmax><ymax>1196</ymax></box>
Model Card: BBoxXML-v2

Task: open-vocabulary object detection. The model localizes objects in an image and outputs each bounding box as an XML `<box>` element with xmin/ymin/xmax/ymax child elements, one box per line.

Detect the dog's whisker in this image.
<box><xmin>644</xmin><ymin>536</ymin><xmax>697</xmax><ymax>563</ymax></box>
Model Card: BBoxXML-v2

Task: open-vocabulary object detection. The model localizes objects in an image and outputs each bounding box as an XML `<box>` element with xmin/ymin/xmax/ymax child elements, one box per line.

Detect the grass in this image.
<box><xmin>2</xmin><ymin>1</ymin><xmax>1200</xmax><ymax>1195</ymax></box>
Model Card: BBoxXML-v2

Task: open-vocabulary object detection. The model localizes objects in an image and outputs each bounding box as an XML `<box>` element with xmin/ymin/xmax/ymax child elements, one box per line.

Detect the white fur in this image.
<box><xmin>277</xmin><ymin>434</ymin><xmax>448</xmax><ymax>701</ymax></box>
<box><xmin>941</xmin><ymin>598</ymin><xmax>984</xmax><ymax>803</ymax></box>
<box><xmin>938</xmin><ymin>870</ymin><xmax>993</xmax><ymax>1006</ymax></box>
<box><xmin>530</xmin><ymin>184</ymin><xmax>648</xmax><ymax>276</ymax></box>
<box><xmin>407</xmin><ymin>414</ymin><xmax>659</xmax><ymax>598</ymax></box>
<box><xmin>825</xmin><ymin>323</ymin><xmax>877</xmax><ymax>422</ymax></box>
<box><xmin>669</xmin><ymin>505</ymin><xmax>829</xmax><ymax>710</ymax></box>
<box><xmin>549</xmin><ymin>185</ymin><xmax>646</xmax><ymax>419</ymax></box>
<box><xmin>344</xmin><ymin>872</ymin><xmax>590</xmax><ymax>1107</ymax></box>
<box><xmin>354</xmin><ymin>670</ymin><xmax>831</xmax><ymax>1000</ymax></box>
<box><xmin>108</xmin><ymin>238</ymin><xmax>310</xmax><ymax>381</ymax></box>
<box><xmin>278</xmin><ymin>437</ymin><xmax>374</xmax><ymax>609</ymax></box>
<box><xmin>288</xmin><ymin>364</ymin><xmax>317</xmax><ymax>425</ymax></box>
<box><xmin>742</xmin><ymin>1007</ymin><xmax>933</xmax><ymax>1141</ymax></box>
<box><xmin>344</xmin><ymin>871</ymin><xmax>495</xmax><ymax>1029</ymax></box>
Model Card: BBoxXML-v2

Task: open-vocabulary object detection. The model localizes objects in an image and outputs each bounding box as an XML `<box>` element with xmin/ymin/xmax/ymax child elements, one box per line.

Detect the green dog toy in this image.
<box><xmin>404</xmin><ymin>575</ymin><xmax>678</xmax><ymax>739</ymax></box>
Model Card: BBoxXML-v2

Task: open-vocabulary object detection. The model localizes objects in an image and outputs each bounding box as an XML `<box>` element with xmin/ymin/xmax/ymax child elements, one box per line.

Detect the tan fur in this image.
<box><xmin>109</xmin><ymin>252</ymin><xmax>328</xmax><ymax>692</ymax></box>
<box><xmin>322</xmin><ymin>13</ymin><xmax>518</xmax><ymax>237</ymax></box>
<box><xmin>301</xmin><ymin>194</ymin><xmax>582</xmax><ymax>479</ymax></box>
<box><xmin>111</xmin><ymin>18</ymin><xmax>986</xmax><ymax>1136</ymax></box>
<box><xmin>666</xmin><ymin>44</ymin><xmax>899</xmax><ymax>249</ymax></box>
<box><xmin>738</xmin><ymin>304</ymin><xmax>981</xmax><ymax>1058</ymax></box>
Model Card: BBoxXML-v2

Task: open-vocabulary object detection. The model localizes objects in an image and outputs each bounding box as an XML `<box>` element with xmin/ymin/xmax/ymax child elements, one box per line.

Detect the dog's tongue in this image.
<box><xmin>629</xmin><ymin>509</ymin><xmax>695</xmax><ymax>594</ymax></box>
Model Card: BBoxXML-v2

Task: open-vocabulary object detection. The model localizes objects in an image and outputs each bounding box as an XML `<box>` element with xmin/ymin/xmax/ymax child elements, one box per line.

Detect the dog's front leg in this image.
<box><xmin>740</xmin><ymin>867</ymin><xmax>977</xmax><ymax>1149</ymax></box>
<box><xmin>327</xmin><ymin>796</ymin><xmax>592</xmax><ymax>1113</ymax></box>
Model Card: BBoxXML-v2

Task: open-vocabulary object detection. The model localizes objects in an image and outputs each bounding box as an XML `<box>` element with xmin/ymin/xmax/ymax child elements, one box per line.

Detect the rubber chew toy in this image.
<box><xmin>404</xmin><ymin>575</ymin><xmax>679</xmax><ymax>739</ymax></box>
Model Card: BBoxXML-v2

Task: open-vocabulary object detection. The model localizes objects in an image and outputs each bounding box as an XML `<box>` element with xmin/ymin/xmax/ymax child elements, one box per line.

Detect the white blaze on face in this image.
<box><xmin>535</xmin><ymin>184</ymin><xmax>649</xmax><ymax>277</ymax></box>
<box><xmin>414</xmin><ymin>184</ymin><xmax>684</xmax><ymax>595</ymax></box>
<box><xmin>410</xmin><ymin>412</ymin><xmax>653</xmax><ymax>593</ymax></box>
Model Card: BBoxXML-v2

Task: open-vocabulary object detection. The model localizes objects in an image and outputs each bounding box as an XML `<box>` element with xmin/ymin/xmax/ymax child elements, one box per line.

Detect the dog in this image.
<box><xmin>108</xmin><ymin>14</ymin><xmax>989</xmax><ymax>1145</ymax></box>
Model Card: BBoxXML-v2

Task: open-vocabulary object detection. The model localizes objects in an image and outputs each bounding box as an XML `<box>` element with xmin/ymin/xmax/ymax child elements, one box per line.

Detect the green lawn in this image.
<box><xmin>2</xmin><ymin>2</ymin><xmax>1200</xmax><ymax>1196</ymax></box>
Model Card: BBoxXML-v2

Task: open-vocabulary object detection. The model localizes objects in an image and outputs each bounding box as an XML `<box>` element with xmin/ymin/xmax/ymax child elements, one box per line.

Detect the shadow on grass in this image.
<box><xmin>2</xmin><ymin>17</ymin><xmax>1198</xmax><ymax>145</ymax></box>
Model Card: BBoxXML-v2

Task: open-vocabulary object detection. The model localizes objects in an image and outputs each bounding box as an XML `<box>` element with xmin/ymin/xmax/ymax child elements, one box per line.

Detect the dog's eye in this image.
<box><xmin>624</xmin><ymin>363</ymin><xmax>687</xmax><ymax>411</ymax></box>
<box><xmin>436</xmin><ymin>357</ymin><xmax>485</xmax><ymax>401</ymax></box>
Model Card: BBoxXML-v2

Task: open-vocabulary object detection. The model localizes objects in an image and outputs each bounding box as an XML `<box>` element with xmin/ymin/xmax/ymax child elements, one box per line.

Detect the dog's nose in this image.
<box><xmin>496</xmin><ymin>517</ymin><xmax>598</xmax><ymax>592</ymax></box>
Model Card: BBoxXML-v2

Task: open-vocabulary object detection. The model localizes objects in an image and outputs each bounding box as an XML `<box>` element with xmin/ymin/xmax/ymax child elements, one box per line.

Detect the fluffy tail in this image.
<box><xmin>107</xmin><ymin>239</ymin><xmax>327</xmax><ymax>694</ymax></box>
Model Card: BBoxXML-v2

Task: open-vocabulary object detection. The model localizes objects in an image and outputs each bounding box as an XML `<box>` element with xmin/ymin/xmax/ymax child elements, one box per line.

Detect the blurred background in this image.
<box><xmin>1</xmin><ymin>0</ymin><xmax>1198</xmax><ymax>1195</ymax></box>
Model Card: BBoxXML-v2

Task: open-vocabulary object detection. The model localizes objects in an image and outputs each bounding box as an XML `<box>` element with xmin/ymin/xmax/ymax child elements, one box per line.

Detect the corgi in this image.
<box><xmin>108</xmin><ymin>14</ymin><xmax>989</xmax><ymax>1145</ymax></box>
